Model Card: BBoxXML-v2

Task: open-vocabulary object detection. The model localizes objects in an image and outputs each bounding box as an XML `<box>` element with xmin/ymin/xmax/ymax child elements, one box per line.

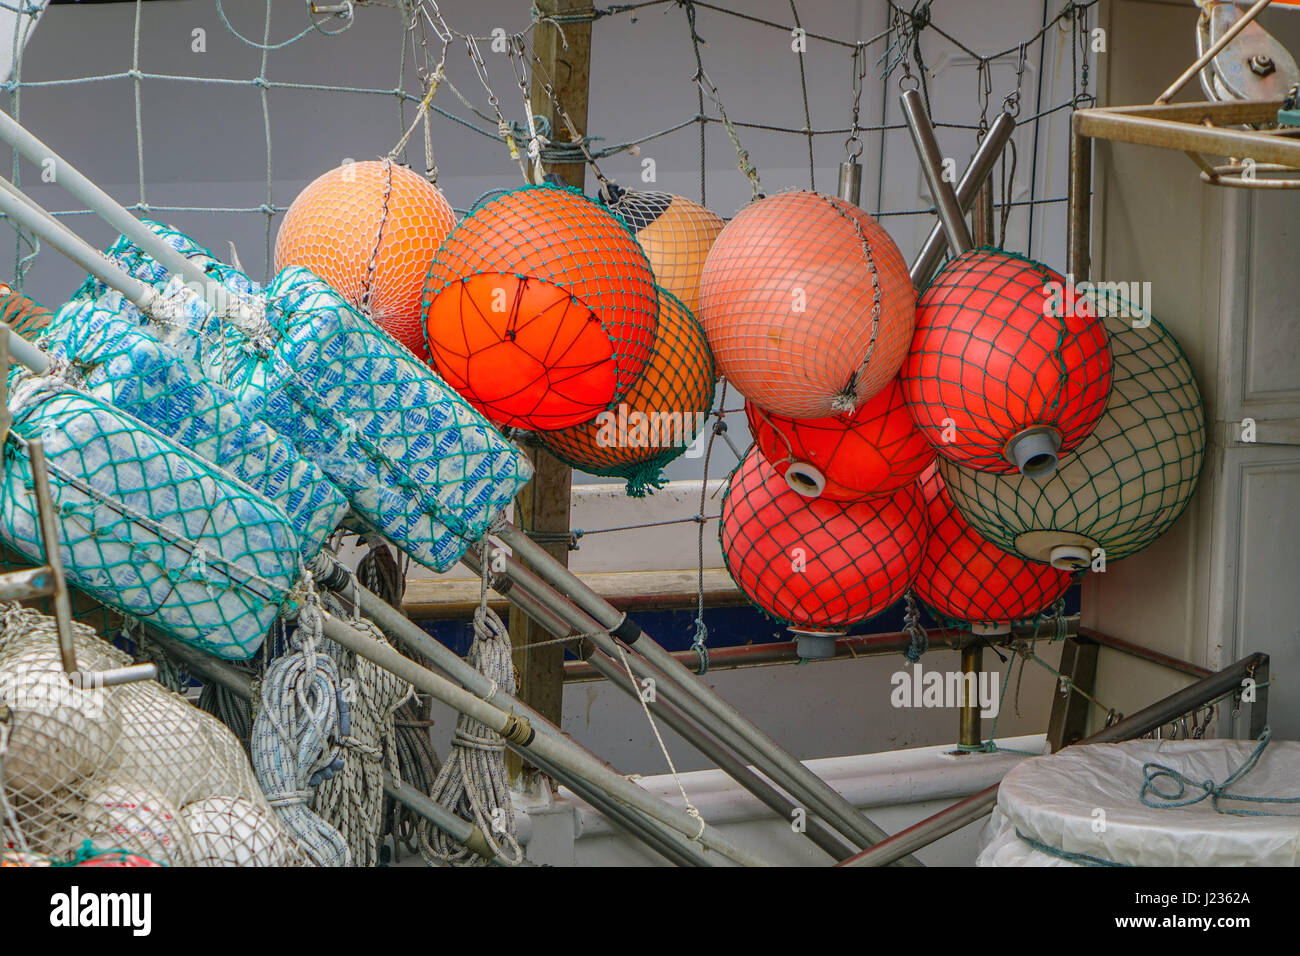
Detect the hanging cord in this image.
<box><xmin>250</xmin><ymin>575</ymin><xmax>350</xmax><ymax>866</ymax></box>
<box><xmin>690</xmin><ymin>381</ymin><xmax>729</xmax><ymax>675</ymax></box>
<box><xmin>611</xmin><ymin>642</ymin><xmax>706</xmax><ymax>841</ymax></box>
<box><xmin>525</xmin><ymin>38</ymin><xmax>618</xmax><ymax>197</ymax></box>
<box><xmin>1140</xmin><ymin>727</ymin><xmax>1300</xmax><ymax>817</ymax></box>
<box><xmin>788</xmin><ymin>0</ymin><xmax>815</xmax><ymax>190</ymax></box>
<box><xmin>506</xmin><ymin>34</ymin><xmax>550</xmax><ymax>185</ymax></box>
<box><xmin>681</xmin><ymin>1</ymin><xmax>763</xmax><ymax>199</ymax></box>
<box><xmin>902</xmin><ymin>591</ymin><xmax>928</xmax><ymax>662</ymax></box>
<box><xmin>420</xmin><ymin>548</ymin><xmax>523</xmax><ymax>866</ymax></box>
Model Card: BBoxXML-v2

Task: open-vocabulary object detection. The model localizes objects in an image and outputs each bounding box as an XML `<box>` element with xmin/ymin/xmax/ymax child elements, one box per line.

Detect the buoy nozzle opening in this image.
<box><xmin>1005</xmin><ymin>427</ymin><xmax>1062</xmax><ymax>479</ymax></box>
<box><xmin>785</xmin><ymin>461</ymin><xmax>826</xmax><ymax>498</ymax></box>
<box><xmin>1049</xmin><ymin>544</ymin><xmax>1092</xmax><ymax>572</ymax></box>
<box><xmin>790</xmin><ymin>628</ymin><xmax>842</xmax><ymax>660</ymax></box>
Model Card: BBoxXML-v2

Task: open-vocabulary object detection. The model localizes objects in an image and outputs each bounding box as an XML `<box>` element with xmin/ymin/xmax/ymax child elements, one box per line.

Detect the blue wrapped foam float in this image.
<box><xmin>83</xmin><ymin>222</ymin><xmax>533</xmax><ymax>571</ymax></box>
<box><xmin>40</xmin><ymin>294</ymin><xmax>350</xmax><ymax>562</ymax></box>
<box><xmin>0</xmin><ymin>382</ymin><xmax>299</xmax><ymax>660</ymax></box>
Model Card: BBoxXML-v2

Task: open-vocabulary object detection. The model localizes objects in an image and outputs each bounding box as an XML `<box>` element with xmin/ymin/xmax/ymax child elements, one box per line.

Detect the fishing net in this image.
<box><xmin>0</xmin><ymin>605</ymin><xmax>299</xmax><ymax>866</ymax></box>
<box><xmin>77</xmin><ymin>221</ymin><xmax>534</xmax><ymax>573</ymax></box>
<box><xmin>915</xmin><ymin>465</ymin><xmax>1072</xmax><ymax>630</ymax></box>
<box><xmin>902</xmin><ymin>247</ymin><xmax>1114</xmax><ymax>476</ymax></box>
<box><xmin>422</xmin><ymin>181</ymin><xmax>660</xmax><ymax>429</ymax></box>
<box><xmin>938</xmin><ymin>296</ymin><xmax>1206</xmax><ymax>570</ymax></box>
<box><xmin>40</xmin><ymin>292</ymin><xmax>349</xmax><ymax>562</ymax></box>
<box><xmin>539</xmin><ymin>287</ymin><xmax>717</xmax><ymax>496</ymax></box>
<box><xmin>719</xmin><ymin>447</ymin><xmax>927</xmax><ymax>632</ymax></box>
<box><xmin>697</xmin><ymin>190</ymin><xmax>915</xmax><ymax>420</ymax></box>
<box><xmin>602</xmin><ymin>188</ymin><xmax>725</xmax><ymax>316</ymax></box>
<box><xmin>0</xmin><ymin>376</ymin><xmax>299</xmax><ymax>660</ymax></box>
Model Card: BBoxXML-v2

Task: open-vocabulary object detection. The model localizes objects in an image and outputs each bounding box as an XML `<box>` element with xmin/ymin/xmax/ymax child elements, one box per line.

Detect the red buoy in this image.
<box><xmin>720</xmin><ymin>448</ymin><xmax>927</xmax><ymax>631</ymax></box>
<box><xmin>746</xmin><ymin>376</ymin><xmax>934</xmax><ymax>501</ymax></box>
<box><xmin>915</xmin><ymin>464</ymin><xmax>1071</xmax><ymax>628</ymax></box>
<box><xmin>901</xmin><ymin>249</ymin><xmax>1112</xmax><ymax>477</ymax></box>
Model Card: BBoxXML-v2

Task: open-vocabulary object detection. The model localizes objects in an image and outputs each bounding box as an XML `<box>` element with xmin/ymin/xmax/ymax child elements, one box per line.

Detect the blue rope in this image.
<box><xmin>1140</xmin><ymin>727</ymin><xmax>1300</xmax><ymax>817</ymax></box>
<box><xmin>1015</xmin><ymin>829</ymin><xmax>1128</xmax><ymax>866</ymax></box>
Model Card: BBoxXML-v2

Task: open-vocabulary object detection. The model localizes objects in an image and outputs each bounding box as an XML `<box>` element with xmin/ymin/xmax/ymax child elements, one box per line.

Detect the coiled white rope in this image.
<box><xmin>420</xmin><ymin>552</ymin><xmax>523</xmax><ymax>867</ymax></box>
<box><xmin>250</xmin><ymin>577</ymin><xmax>350</xmax><ymax>866</ymax></box>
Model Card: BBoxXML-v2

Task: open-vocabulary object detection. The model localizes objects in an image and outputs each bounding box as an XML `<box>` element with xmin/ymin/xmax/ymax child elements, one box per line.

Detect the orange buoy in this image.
<box><xmin>541</xmin><ymin>288</ymin><xmax>717</xmax><ymax>495</ymax></box>
<box><xmin>901</xmin><ymin>248</ymin><xmax>1113</xmax><ymax>477</ymax></box>
<box><xmin>915</xmin><ymin>464</ymin><xmax>1071</xmax><ymax>629</ymax></box>
<box><xmin>423</xmin><ymin>183</ymin><xmax>659</xmax><ymax>430</ymax></box>
<box><xmin>0</xmin><ymin>284</ymin><xmax>51</xmax><ymax>337</ymax></box>
<box><xmin>274</xmin><ymin>160</ymin><xmax>456</xmax><ymax>358</ymax></box>
<box><xmin>720</xmin><ymin>447</ymin><xmax>927</xmax><ymax>633</ymax></box>
<box><xmin>698</xmin><ymin>191</ymin><xmax>915</xmax><ymax>419</ymax></box>
<box><xmin>746</xmin><ymin>376</ymin><xmax>934</xmax><ymax>501</ymax></box>
<box><xmin>604</xmin><ymin>188</ymin><xmax>725</xmax><ymax>315</ymax></box>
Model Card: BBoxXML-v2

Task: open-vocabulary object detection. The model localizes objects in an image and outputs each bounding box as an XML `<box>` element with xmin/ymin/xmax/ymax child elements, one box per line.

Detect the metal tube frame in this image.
<box><xmin>456</xmin><ymin>545</ymin><xmax>858</xmax><ymax>861</ymax></box>
<box><xmin>493</xmin><ymin>523</ymin><xmax>919</xmax><ymax>863</ymax></box>
<box><xmin>900</xmin><ymin>87</ymin><xmax>975</xmax><ymax>255</ymax></box>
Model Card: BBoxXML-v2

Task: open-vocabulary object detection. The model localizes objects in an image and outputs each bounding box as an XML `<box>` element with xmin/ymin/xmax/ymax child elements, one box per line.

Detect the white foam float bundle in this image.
<box><xmin>40</xmin><ymin>292</ymin><xmax>350</xmax><ymax>562</ymax></box>
<box><xmin>81</xmin><ymin>222</ymin><xmax>534</xmax><ymax>572</ymax></box>
<box><xmin>978</xmin><ymin>736</ymin><xmax>1300</xmax><ymax>867</ymax></box>
<box><xmin>0</xmin><ymin>606</ymin><xmax>297</xmax><ymax>866</ymax></box>
<box><xmin>0</xmin><ymin>376</ymin><xmax>300</xmax><ymax>660</ymax></box>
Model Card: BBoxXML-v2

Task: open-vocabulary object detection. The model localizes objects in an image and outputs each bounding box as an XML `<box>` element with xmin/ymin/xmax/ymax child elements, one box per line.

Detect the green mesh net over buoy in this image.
<box><xmin>939</xmin><ymin>293</ymin><xmax>1206</xmax><ymax>571</ymax></box>
<box><xmin>539</xmin><ymin>287</ymin><xmax>717</xmax><ymax>496</ymax></box>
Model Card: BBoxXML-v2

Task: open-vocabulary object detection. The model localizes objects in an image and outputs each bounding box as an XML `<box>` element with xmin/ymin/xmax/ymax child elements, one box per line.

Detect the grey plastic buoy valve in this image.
<box><xmin>791</xmin><ymin>630</ymin><xmax>840</xmax><ymax>660</ymax></box>
<box><xmin>785</xmin><ymin>460</ymin><xmax>827</xmax><ymax>498</ymax></box>
<box><xmin>1004</xmin><ymin>427</ymin><xmax>1062</xmax><ymax>479</ymax></box>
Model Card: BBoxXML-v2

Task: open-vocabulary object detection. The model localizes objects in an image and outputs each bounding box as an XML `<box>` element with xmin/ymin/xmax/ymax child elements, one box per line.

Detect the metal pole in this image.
<box><xmin>0</xmin><ymin>319</ymin><xmax>48</xmax><ymax>374</ymax></box>
<box><xmin>900</xmin><ymin>87</ymin><xmax>974</xmax><ymax>255</ymax></box>
<box><xmin>910</xmin><ymin>111</ymin><xmax>1015</xmax><ymax>288</ymax></box>
<box><xmin>957</xmin><ymin>643</ymin><xmax>983</xmax><ymax>752</ymax></box>
<box><xmin>27</xmin><ymin>440</ymin><xmax>76</xmax><ymax>674</ymax></box>
<box><xmin>0</xmin><ymin>177</ymin><xmax>161</xmax><ymax>314</ymax></box>
<box><xmin>0</xmin><ymin>111</ymin><xmax>257</xmax><ymax>328</ymax></box>
<box><xmin>493</xmin><ymin>522</ymin><xmax>919</xmax><ymax>863</ymax></box>
<box><xmin>457</xmin><ymin>546</ymin><xmax>856</xmax><ymax>860</ymax></box>
<box><xmin>837</xmin><ymin>651</ymin><xmax>1271</xmax><ymax>866</ymax></box>
<box><xmin>314</xmin><ymin>611</ymin><xmax>769</xmax><ymax>866</ymax></box>
<box><xmin>1067</xmin><ymin>124</ymin><xmax>1093</xmax><ymax>281</ymax></box>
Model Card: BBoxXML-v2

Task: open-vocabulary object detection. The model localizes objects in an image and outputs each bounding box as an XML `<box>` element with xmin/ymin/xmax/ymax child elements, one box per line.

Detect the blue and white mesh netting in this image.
<box><xmin>40</xmin><ymin>293</ymin><xmax>349</xmax><ymax>562</ymax></box>
<box><xmin>0</xmin><ymin>378</ymin><xmax>299</xmax><ymax>660</ymax></box>
<box><xmin>80</xmin><ymin>221</ymin><xmax>533</xmax><ymax>572</ymax></box>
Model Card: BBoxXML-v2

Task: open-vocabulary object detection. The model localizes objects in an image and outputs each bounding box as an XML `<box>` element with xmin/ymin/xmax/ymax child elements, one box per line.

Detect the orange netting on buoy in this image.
<box><xmin>274</xmin><ymin>160</ymin><xmax>457</xmax><ymax>358</ymax></box>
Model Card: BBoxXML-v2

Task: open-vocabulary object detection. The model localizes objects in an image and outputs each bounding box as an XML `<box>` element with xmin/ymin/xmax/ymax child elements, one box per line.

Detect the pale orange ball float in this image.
<box><xmin>698</xmin><ymin>191</ymin><xmax>915</xmax><ymax>419</ymax></box>
<box><xmin>274</xmin><ymin>160</ymin><xmax>456</xmax><ymax>358</ymax></box>
<box><xmin>605</xmin><ymin>189</ymin><xmax>725</xmax><ymax>315</ymax></box>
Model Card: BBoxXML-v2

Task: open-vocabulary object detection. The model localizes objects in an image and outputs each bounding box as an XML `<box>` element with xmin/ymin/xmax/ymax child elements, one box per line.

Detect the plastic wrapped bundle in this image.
<box><xmin>82</xmin><ymin>223</ymin><xmax>533</xmax><ymax>572</ymax></box>
<box><xmin>41</xmin><ymin>294</ymin><xmax>349</xmax><ymax>561</ymax></box>
<box><xmin>0</xmin><ymin>381</ymin><xmax>299</xmax><ymax>659</ymax></box>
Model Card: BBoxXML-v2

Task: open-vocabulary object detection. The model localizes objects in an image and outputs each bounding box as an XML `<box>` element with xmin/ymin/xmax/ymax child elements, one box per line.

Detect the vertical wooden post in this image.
<box><xmin>508</xmin><ymin>0</ymin><xmax>594</xmax><ymax>783</ymax></box>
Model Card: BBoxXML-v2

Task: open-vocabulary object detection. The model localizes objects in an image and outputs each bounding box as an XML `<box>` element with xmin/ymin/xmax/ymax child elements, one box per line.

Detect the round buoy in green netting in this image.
<box><xmin>939</xmin><ymin>294</ymin><xmax>1205</xmax><ymax>572</ymax></box>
